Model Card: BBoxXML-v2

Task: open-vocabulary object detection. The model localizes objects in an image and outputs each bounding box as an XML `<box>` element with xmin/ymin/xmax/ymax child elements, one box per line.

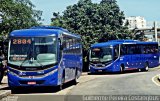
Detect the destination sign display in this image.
<box><xmin>12</xmin><ymin>39</ymin><xmax>31</xmax><ymax>44</ymax></box>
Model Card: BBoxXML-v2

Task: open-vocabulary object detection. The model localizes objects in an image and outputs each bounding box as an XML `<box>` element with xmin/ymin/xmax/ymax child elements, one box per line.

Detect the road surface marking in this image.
<box><xmin>152</xmin><ymin>74</ymin><xmax>160</xmax><ymax>86</ymax></box>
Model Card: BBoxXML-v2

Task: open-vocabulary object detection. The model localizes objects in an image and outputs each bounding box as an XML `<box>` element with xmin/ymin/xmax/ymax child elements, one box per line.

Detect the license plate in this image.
<box><xmin>27</xmin><ymin>82</ymin><xmax>36</xmax><ymax>85</ymax></box>
<box><xmin>98</xmin><ymin>70</ymin><xmax>102</xmax><ymax>72</ymax></box>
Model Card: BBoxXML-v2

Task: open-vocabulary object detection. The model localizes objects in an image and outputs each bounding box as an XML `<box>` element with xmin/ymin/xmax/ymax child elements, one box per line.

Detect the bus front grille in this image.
<box><xmin>96</xmin><ymin>64</ymin><xmax>105</xmax><ymax>67</ymax></box>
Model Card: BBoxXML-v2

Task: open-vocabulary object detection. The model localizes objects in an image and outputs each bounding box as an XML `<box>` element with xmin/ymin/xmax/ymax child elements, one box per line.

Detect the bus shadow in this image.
<box><xmin>2</xmin><ymin>81</ymin><xmax>77</xmax><ymax>94</ymax></box>
<box><xmin>0</xmin><ymin>82</ymin><xmax>8</xmax><ymax>85</ymax></box>
<box><xmin>88</xmin><ymin>70</ymin><xmax>146</xmax><ymax>75</ymax></box>
<box><xmin>0</xmin><ymin>86</ymin><xmax>10</xmax><ymax>90</ymax></box>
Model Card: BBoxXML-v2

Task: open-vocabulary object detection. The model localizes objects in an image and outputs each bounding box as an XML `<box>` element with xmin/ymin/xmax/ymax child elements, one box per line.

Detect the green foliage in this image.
<box><xmin>51</xmin><ymin>0</ymin><xmax>131</xmax><ymax>51</ymax></box>
<box><xmin>0</xmin><ymin>0</ymin><xmax>42</xmax><ymax>40</ymax></box>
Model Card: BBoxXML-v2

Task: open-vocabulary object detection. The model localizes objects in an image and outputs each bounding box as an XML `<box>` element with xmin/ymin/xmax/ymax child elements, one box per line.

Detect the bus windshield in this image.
<box><xmin>8</xmin><ymin>37</ymin><xmax>57</xmax><ymax>66</ymax></box>
<box><xmin>90</xmin><ymin>47</ymin><xmax>112</xmax><ymax>62</ymax></box>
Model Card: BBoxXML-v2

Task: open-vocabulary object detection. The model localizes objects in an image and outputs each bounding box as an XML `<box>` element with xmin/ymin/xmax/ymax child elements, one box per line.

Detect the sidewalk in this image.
<box><xmin>81</xmin><ymin>72</ymin><xmax>88</xmax><ymax>76</ymax></box>
<box><xmin>0</xmin><ymin>76</ymin><xmax>11</xmax><ymax>100</ymax></box>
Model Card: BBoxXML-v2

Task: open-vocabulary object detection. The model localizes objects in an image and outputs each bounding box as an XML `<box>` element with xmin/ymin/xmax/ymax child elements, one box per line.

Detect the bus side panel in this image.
<box><xmin>121</xmin><ymin>54</ymin><xmax>159</xmax><ymax>70</ymax></box>
<box><xmin>63</xmin><ymin>54</ymin><xmax>78</xmax><ymax>82</ymax></box>
<box><xmin>146</xmin><ymin>54</ymin><xmax>159</xmax><ymax>68</ymax></box>
<box><xmin>112</xmin><ymin>59</ymin><xmax>121</xmax><ymax>72</ymax></box>
<box><xmin>120</xmin><ymin>55</ymin><xmax>144</xmax><ymax>70</ymax></box>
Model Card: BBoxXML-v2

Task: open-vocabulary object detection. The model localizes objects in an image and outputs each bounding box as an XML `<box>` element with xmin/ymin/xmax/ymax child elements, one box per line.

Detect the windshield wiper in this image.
<box><xmin>34</xmin><ymin>59</ymin><xmax>44</xmax><ymax>68</ymax></box>
<box><xmin>19</xmin><ymin>44</ymin><xmax>32</xmax><ymax>67</ymax></box>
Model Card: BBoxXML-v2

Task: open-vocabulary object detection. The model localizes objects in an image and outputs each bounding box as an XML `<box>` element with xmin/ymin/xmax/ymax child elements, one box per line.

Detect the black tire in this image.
<box><xmin>0</xmin><ymin>69</ymin><xmax>4</xmax><ymax>84</ymax></box>
<box><xmin>88</xmin><ymin>72</ymin><xmax>93</xmax><ymax>75</ymax></box>
<box><xmin>10</xmin><ymin>86</ymin><xmax>18</xmax><ymax>93</ymax></box>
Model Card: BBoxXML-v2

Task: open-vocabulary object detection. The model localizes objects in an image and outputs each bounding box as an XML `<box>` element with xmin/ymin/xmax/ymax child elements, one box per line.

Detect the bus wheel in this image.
<box><xmin>138</xmin><ymin>69</ymin><xmax>142</xmax><ymax>72</ymax></box>
<box><xmin>143</xmin><ymin>63</ymin><xmax>149</xmax><ymax>71</ymax></box>
<box><xmin>73</xmin><ymin>70</ymin><xmax>78</xmax><ymax>85</ymax></box>
<box><xmin>11</xmin><ymin>87</ymin><xmax>18</xmax><ymax>93</ymax></box>
<box><xmin>120</xmin><ymin>65</ymin><xmax>124</xmax><ymax>73</ymax></box>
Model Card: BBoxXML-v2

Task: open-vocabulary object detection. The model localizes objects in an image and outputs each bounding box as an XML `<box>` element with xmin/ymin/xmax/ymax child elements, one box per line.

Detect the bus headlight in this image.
<box><xmin>90</xmin><ymin>63</ymin><xmax>95</xmax><ymax>66</ymax></box>
<box><xmin>45</xmin><ymin>69</ymin><xmax>58</xmax><ymax>76</ymax></box>
<box><xmin>8</xmin><ymin>70</ymin><xmax>18</xmax><ymax>76</ymax></box>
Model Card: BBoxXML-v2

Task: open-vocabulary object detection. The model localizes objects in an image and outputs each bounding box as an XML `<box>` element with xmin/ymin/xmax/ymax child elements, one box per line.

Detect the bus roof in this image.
<box><xmin>108</xmin><ymin>40</ymin><xmax>139</xmax><ymax>42</ymax></box>
<box><xmin>91</xmin><ymin>40</ymin><xmax>158</xmax><ymax>48</ymax></box>
<box><xmin>31</xmin><ymin>26</ymin><xmax>69</xmax><ymax>33</ymax></box>
<box><xmin>91</xmin><ymin>42</ymin><xmax>120</xmax><ymax>48</ymax></box>
<box><xmin>9</xmin><ymin>26</ymin><xmax>80</xmax><ymax>38</ymax></box>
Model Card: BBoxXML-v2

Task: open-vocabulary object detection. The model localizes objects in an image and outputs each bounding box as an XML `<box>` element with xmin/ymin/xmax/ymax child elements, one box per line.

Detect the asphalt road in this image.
<box><xmin>2</xmin><ymin>67</ymin><xmax>160</xmax><ymax>101</ymax></box>
<box><xmin>68</xmin><ymin>68</ymin><xmax>160</xmax><ymax>95</ymax></box>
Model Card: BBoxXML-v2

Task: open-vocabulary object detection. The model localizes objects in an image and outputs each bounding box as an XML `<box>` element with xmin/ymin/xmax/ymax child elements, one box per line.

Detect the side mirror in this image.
<box><xmin>58</xmin><ymin>37</ymin><xmax>63</xmax><ymax>50</ymax></box>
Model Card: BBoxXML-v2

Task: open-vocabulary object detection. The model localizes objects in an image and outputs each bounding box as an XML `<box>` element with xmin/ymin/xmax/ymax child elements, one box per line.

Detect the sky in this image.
<box><xmin>31</xmin><ymin>0</ymin><xmax>160</xmax><ymax>25</ymax></box>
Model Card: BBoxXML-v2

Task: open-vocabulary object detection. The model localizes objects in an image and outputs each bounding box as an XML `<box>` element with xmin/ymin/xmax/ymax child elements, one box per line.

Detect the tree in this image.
<box><xmin>0</xmin><ymin>0</ymin><xmax>42</xmax><ymax>40</ymax></box>
<box><xmin>51</xmin><ymin>0</ymin><xmax>131</xmax><ymax>71</ymax></box>
<box><xmin>51</xmin><ymin>0</ymin><xmax>130</xmax><ymax>51</ymax></box>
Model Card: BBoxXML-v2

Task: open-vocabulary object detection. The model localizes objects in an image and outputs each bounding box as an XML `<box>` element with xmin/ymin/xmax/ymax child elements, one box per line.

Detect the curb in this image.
<box><xmin>0</xmin><ymin>90</ymin><xmax>11</xmax><ymax>100</ymax></box>
<box><xmin>82</xmin><ymin>72</ymin><xmax>88</xmax><ymax>76</ymax></box>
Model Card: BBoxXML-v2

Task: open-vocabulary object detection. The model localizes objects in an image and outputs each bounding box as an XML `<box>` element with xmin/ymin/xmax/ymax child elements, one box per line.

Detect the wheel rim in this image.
<box><xmin>120</xmin><ymin>66</ymin><xmax>123</xmax><ymax>72</ymax></box>
<box><xmin>145</xmin><ymin>65</ymin><xmax>149</xmax><ymax>71</ymax></box>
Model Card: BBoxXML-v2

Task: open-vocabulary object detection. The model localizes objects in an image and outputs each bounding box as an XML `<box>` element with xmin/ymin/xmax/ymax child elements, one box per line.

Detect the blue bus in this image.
<box><xmin>89</xmin><ymin>40</ymin><xmax>159</xmax><ymax>73</ymax></box>
<box><xmin>7</xmin><ymin>26</ymin><xmax>83</xmax><ymax>90</ymax></box>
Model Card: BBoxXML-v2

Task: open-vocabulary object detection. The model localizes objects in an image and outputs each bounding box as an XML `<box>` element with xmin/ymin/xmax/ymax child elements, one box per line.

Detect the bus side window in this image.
<box><xmin>120</xmin><ymin>45</ymin><xmax>126</xmax><ymax>56</ymax></box>
<box><xmin>120</xmin><ymin>47</ymin><xmax>124</xmax><ymax>55</ymax></box>
<box><xmin>129</xmin><ymin>45</ymin><xmax>135</xmax><ymax>54</ymax></box>
<box><xmin>142</xmin><ymin>45</ymin><xmax>147</xmax><ymax>54</ymax></box>
<box><xmin>114</xmin><ymin>45</ymin><xmax>119</xmax><ymax>60</ymax></box>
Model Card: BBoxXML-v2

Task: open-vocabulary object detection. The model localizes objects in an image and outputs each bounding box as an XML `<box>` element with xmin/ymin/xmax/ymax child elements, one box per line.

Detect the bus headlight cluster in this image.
<box><xmin>44</xmin><ymin>69</ymin><xmax>58</xmax><ymax>76</ymax></box>
<box><xmin>90</xmin><ymin>63</ymin><xmax>95</xmax><ymax>66</ymax></box>
<box><xmin>8</xmin><ymin>70</ymin><xmax>18</xmax><ymax>76</ymax></box>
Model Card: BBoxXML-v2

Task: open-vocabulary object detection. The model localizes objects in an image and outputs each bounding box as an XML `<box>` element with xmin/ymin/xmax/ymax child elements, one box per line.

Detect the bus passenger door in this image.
<box><xmin>113</xmin><ymin>45</ymin><xmax>120</xmax><ymax>71</ymax></box>
<box><xmin>58</xmin><ymin>37</ymin><xmax>66</xmax><ymax>84</ymax></box>
<box><xmin>62</xmin><ymin>35</ymin><xmax>76</xmax><ymax>82</ymax></box>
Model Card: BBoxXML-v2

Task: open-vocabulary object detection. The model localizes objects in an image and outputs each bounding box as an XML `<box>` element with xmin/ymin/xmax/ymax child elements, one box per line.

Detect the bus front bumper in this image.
<box><xmin>89</xmin><ymin>65</ymin><xmax>119</xmax><ymax>73</ymax></box>
<box><xmin>7</xmin><ymin>69</ymin><xmax>59</xmax><ymax>88</ymax></box>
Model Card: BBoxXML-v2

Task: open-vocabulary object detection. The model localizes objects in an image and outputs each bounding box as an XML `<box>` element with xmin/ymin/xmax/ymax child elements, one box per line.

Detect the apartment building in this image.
<box><xmin>124</xmin><ymin>16</ymin><xmax>147</xmax><ymax>29</ymax></box>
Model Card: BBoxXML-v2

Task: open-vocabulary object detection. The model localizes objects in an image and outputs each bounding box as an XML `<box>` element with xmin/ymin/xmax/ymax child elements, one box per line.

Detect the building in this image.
<box><xmin>0</xmin><ymin>12</ymin><xmax>2</xmax><ymax>23</ymax></box>
<box><xmin>124</xmin><ymin>16</ymin><xmax>147</xmax><ymax>29</ymax></box>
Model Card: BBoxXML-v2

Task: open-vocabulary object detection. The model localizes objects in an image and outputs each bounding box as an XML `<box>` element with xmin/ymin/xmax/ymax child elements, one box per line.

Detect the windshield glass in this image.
<box><xmin>90</xmin><ymin>47</ymin><xmax>112</xmax><ymax>62</ymax></box>
<box><xmin>8</xmin><ymin>37</ymin><xmax>57</xmax><ymax>66</ymax></box>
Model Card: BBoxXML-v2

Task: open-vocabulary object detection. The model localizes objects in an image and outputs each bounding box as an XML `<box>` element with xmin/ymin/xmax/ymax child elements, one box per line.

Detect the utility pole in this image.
<box><xmin>154</xmin><ymin>21</ymin><xmax>158</xmax><ymax>42</ymax></box>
